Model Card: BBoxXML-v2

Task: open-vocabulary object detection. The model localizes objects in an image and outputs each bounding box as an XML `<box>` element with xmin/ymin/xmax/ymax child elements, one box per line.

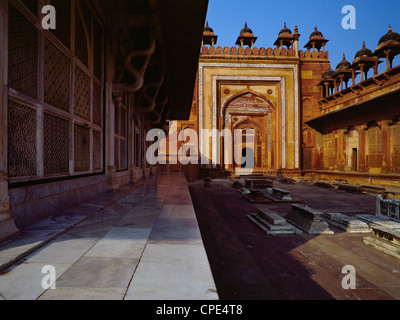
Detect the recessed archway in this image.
<box><xmin>220</xmin><ymin>91</ymin><xmax>276</xmax><ymax>171</ymax></box>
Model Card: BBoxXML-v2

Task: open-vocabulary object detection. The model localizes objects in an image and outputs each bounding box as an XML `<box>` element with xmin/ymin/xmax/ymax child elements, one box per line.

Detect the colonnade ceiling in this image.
<box><xmin>96</xmin><ymin>0</ymin><xmax>209</xmax><ymax>123</ymax></box>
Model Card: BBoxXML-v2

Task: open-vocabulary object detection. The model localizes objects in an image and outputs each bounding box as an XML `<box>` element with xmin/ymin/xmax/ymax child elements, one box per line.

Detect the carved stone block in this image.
<box><xmin>286</xmin><ymin>204</ymin><xmax>334</xmax><ymax>235</ymax></box>
<box><xmin>324</xmin><ymin>213</ymin><xmax>371</xmax><ymax>233</ymax></box>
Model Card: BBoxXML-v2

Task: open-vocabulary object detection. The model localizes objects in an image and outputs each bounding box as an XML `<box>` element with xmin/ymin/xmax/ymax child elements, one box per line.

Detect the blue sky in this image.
<box><xmin>205</xmin><ymin>0</ymin><xmax>400</xmax><ymax>72</ymax></box>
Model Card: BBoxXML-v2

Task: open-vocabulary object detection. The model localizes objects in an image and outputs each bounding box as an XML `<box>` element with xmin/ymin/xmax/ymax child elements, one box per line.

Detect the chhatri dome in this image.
<box><xmin>336</xmin><ymin>54</ymin><xmax>351</xmax><ymax>70</ymax></box>
<box><xmin>355</xmin><ymin>42</ymin><xmax>372</xmax><ymax>59</ymax></box>
<box><xmin>378</xmin><ymin>25</ymin><xmax>400</xmax><ymax>45</ymax></box>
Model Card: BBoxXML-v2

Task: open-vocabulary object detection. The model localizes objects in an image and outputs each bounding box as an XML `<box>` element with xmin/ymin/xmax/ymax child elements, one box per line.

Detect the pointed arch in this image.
<box><xmin>222</xmin><ymin>89</ymin><xmax>275</xmax><ymax>117</ymax></box>
<box><xmin>234</xmin><ymin>117</ymin><xmax>263</xmax><ymax>132</ymax></box>
<box><xmin>233</xmin><ymin>118</ymin><xmax>264</xmax><ymax>169</ymax></box>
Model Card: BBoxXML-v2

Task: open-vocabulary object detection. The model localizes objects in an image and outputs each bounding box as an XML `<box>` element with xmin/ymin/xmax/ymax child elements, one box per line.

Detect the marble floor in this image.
<box><xmin>0</xmin><ymin>173</ymin><xmax>218</xmax><ymax>300</ymax></box>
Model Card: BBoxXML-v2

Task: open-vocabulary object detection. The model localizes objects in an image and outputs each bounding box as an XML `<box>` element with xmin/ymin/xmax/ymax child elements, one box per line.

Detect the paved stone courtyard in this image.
<box><xmin>189</xmin><ymin>178</ymin><xmax>400</xmax><ymax>300</ymax></box>
<box><xmin>1</xmin><ymin>172</ymin><xmax>400</xmax><ymax>300</ymax></box>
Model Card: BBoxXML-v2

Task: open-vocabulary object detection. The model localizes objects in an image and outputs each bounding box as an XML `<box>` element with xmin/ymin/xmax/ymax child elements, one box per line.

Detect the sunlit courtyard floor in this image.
<box><xmin>189</xmin><ymin>178</ymin><xmax>400</xmax><ymax>300</ymax></box>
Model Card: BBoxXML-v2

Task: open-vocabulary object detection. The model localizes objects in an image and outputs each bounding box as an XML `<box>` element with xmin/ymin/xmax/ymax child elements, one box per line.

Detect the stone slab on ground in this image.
<box><xmin>242</xmin><ymin>190</ymin><xmax>272</xmax><ymax>204</ymax></box>
<box><xmin>247</xmin><ymin>210</ymin><xmax>301</xmax><ymax>236</ymax></box>
<box><xmin>364</xmin><ymin>225</ymin><xmax>400</xmax><ymax>260</ymax></box>
<box><xmin>258</xmin><ymin>209</ymin><xmax>287</xmax><ymax>226</ymax></box>
<box><xmin>286</xmin><ymin>204</ymin><xmax>334</xmax><ymax>235</ymax></box>
<box><xmin>263</xmin><ymin>188</ymin><xmax>302</xmax><ymax>204</ymax></box>
<box><xmin>356</xmin><ymin>214</ymin><xmax>400</xmax><ymax>230</ymax></box>
<box><xmin>336</xmin><ymin>184</ymin><xmax>365</xmax><ymax>194</ymax></box>
<box><xmin>323</xmin><ymin>213</ymin><xmax>372</xmax><ymax>234</ymax></box>
<box><xmin>245</xmin><ymin>178</ymin><xmax>273</xmax><ymax>189</ymax></box>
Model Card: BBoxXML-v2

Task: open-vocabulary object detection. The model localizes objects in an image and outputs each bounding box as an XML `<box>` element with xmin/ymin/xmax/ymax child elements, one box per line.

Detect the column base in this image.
<box><xmin>107</xmin><ymin>165</ymin><xmax>118</xmax><ymax>192</ymax></box>
<box><xmin>0</xmin><ymin>217</ymin><xmax>20</xmax><ymax>244</ymax></box>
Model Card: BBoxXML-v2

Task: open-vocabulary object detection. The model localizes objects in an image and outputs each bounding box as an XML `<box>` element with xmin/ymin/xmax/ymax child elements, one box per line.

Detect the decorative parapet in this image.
<box><xmin>200</xmin><ymin>46</ymin><xmax>329</xmax><ymax>60</ymax></box>
<box><xmin>298</xmin><ymin>50</ymin><xmax>329</xmax><ymax>60</ymax></box>
<box><xmin>318</xmin><ymin>66</ymin><xmax>400</xmax><ymax>114</ymax></box>
<box><xmin>318</xmin><ymin>58</ymin><xmax>400</xmax><ymax>115</ymax></box>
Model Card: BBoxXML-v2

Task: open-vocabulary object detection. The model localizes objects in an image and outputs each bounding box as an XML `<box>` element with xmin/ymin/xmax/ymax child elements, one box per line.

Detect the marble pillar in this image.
<box><xmin>0</xmin><ymin>0</ymin><xmax>20</xmax><ymax>241</ymax></box>
<box><xmin>0</xmin><ymin>174</ymin><xmax>21</xmax><ymax>242</ymax></box>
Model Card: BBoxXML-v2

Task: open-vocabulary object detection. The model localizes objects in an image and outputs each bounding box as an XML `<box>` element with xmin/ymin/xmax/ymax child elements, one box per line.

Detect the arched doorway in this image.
<box><xmin>241</xmin><ymin>147</ymin><xmax>255</xmax><ymax>169</ymax></box>
<box><xmin>221</xmin><ymin>91</ymin><xmax>275</xmax><ymax>171</ymax></box>
<box><xmin>234</xmin><ymin>122</ymin><xmax>262</xmax><ymax>170</ymax></box>
<box><xmin>367</xmin><ymin>127</ymin><xmax>383</xmax><ymax>170</ymax></box>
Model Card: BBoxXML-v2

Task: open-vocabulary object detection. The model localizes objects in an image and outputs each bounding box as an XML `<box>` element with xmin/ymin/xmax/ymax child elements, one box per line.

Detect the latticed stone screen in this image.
<box><xmin>74</xmin><ymin>66</ymin><xmax>91</xmax><ymax>121</ymax></box>
<box><xmin>44</xmin><ymin>113</ymin><xmax>70</xmax><ymax>175</ymax></box>
<box><xmin>75</xmin><ymin>4</ymin><xmax>89</xmax><ymax>67</ymax></box>
<box><xmin>44</xmin><ymin>39</ymin><xmax>71</xmax><ymax>112</ymax></box>
<box><xmin>7</xmin><ymin>1</ymin><xmax>105</xmax><ymax>182</ymax></box>
<box><xmin>8</xmin><ymin>100</ymin><xmax>37</xmax><ymax>178</ymax></box>
<box><xmin>93</xmin><ymin>131</ymin><xmax>103</xmax><ymax>172</ymax></box>
<box><xmin>8</xmin><ymin>3</ymin><xmax>38</xmax><ymax>100</ymax></box>
<box><xmin>50</xmin><ymin>0</ymin><xmax>71</xmax><ymax>49</ymax></box>
<box><xmin>93</xmin><ymin>18</ymin><xmax>103</xmax><ymax>80</ymax></box>
<box><xmin>74</xmin><ymin>124</ymin><xmax>91</xmax><ymax>173</ymax></box>
<box><xmin>93</xmin><ymin>82</ymin><xmax>103</xmax><ymax>126</ymax></box>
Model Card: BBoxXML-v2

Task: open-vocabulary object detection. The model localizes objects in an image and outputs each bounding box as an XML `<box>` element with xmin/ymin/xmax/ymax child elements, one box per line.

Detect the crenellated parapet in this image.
<box><xmin>299</xmin><ymin>49</ymin><xmax>329</xmax><ymax>60</ymax></box>
<box><xmin>200</xmin><ymin>45</ymin><xmax>329</xmax><ymax>60</ymax></box>
<box><xmin>201</xmin><ymin>22</ymin><xmax>330</xmax><ymax>62</ymax></box>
